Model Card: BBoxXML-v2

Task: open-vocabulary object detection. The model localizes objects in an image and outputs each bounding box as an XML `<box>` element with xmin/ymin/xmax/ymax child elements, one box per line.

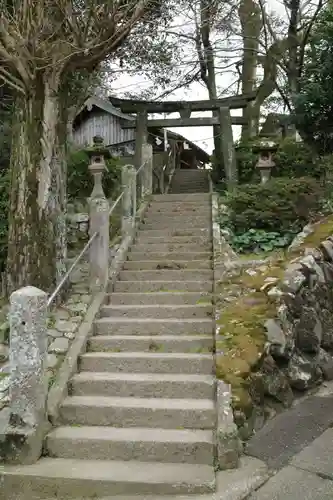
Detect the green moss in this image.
<box><xmin>47</xmin><ymin>354</ymin><xmax>65</xmax><ymax>390</ymax></box>
<box><xmin>216</xmin><ymin>292</ymin><xmax>274</xmax><ymax>413</ymax></box>
<box><xmin>215</xmin><ymin>216</ymin><xmax>333</xmax><ymax>415</ymax></box>
<box><xmin>196</xmin><ymin>297</ymin><xmax>212</xmax><ymax>305</ymax></box>
<box><xmin>290</xmin><ymin>215</ymin><xmax>333</xmax><ymax>255</ymax></box>
<box><xmin>189</xmin><ymin>345</ymin><xmax>212</xmax><ymax>354</ymax></box>
<box><xmin>148</xmin><ymin>342</ymin><xmax>164</xmax><ymax>352</ymax></box>
<box><xmin>47</xmin><ymin>314</ymin><xmax>56</xmax><ymax>328</ymax></box>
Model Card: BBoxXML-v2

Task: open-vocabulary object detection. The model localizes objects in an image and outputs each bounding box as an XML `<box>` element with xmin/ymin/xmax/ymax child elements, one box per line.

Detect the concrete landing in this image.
<box><xmin>249</xmin><ymin>466</ymin><xmax>333</xmax><ymax>500</ymax></box>
<box><xmin>245</xmin><ymin>393</ymin><xmax>333</xmax><ymax>470</ymax></box>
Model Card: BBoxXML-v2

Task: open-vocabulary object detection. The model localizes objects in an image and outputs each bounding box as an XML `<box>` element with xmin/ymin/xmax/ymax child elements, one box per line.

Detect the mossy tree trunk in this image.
<box><xmin>239</xmin><ymin>0</ymin><xmax>262</xmax><ymax>141</ymax></box>
<box><xmin>6</xmin><ymin>71</ymin><xmax>67</xmax><ymax>294</ymax></box>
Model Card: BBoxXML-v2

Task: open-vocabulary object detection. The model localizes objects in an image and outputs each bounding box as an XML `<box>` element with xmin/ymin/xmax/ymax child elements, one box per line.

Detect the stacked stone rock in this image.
<box><xmin>263</xmin><ymin>235</ymin><xmax>333</xmax><ymax>391</ymax></box>
<box><xmin>221</xmin><ymin>225</ymin><xmax>333</xmax><ymax>438</ymax></box>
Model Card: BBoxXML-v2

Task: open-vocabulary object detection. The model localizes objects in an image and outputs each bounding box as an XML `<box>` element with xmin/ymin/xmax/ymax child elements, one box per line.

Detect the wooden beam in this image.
<box><xmin>109</xmin><ymin>92</ymin><xmax>257</xmax><ymax>114</ymax></box>
<box><xmin>122</xmin><ymin>116</ymin><xmax>246</xmax><ymax>129</ymax></box>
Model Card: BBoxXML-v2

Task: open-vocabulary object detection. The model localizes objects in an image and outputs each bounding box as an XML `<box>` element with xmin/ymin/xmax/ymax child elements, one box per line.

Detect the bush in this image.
<box><xmin>236</xmin><ymin>137</ymin><xmax>327</xmax><ymax>183</ymax></box>
<box><xmin>225</xmin><ymin>177</ymin><xmax>323</xmax><ymax>235</ymax></box>
<box><xmin>67</xmin><ymin>149</ymin><xmax>122</xmax><ymax>200</ymax></box>
<box><xmin>0</xmin><ymin>149</ymin><xmax>122</xmax><ymax>273</ymax></box>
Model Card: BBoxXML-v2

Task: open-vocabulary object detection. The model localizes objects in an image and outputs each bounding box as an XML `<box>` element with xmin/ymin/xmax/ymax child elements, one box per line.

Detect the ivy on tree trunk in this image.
<box><xmin>7</xmin><ymin>73</ymin><xmax>67</xmax><ymax>294</ymax></box>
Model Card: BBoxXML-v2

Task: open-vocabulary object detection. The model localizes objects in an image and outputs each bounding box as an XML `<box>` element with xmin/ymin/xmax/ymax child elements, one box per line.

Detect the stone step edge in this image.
<box><xmin>1</xmin><ymin>457</ymin><xmax>215</xmax><ymax>487</ymax></box>
<box><xmin>94</xmin><ymin>317</ymin><xmax>213</xmax><ymax>324</ymax></box>
<box><xmin>71</xmin><ymin>372</ymin><xmax>215</xmax><ymax>383</ymax></box>
<box><xmin>61</xmin><ymin>395</ymin><xmax>215</xmax><ymax>410</ymax></box>
<box><xmin>101</xmin><ymin>304</ymin><xmax>212</xmax><ymax>310</ymax></box>
<box><xmin>46</xmin><ymin>425</ymin><xmax>214</xmax><ymax>443</ymax></box>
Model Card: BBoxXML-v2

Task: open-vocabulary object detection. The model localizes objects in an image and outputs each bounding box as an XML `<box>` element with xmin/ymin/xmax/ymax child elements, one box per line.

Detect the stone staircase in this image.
<box><xmin>169</xmin><ymin>169</ymin><xmax>210</xmax><ymax>194</ymax></box>
<box><xmin>3</xmin><ymin>189</ymin><xmax>218</xmax><ymax>498</ymax></box>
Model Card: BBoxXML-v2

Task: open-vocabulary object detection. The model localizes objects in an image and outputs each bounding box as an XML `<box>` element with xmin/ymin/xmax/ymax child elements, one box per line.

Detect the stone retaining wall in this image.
<box><xmin>214</xmin><ymin>205</ymin><xmax>333</xmax><ymax>441</ymax></box>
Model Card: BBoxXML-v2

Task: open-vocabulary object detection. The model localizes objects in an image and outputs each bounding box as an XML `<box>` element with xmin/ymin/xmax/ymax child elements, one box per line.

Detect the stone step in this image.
<box><xmin>2</xmin><ymin>458</ymin><xmax>215</xmax><ymax>497</ymax></box>
<box><xmin>60</xmin><ymin>395</ymin><xmax>216</xmax><ymax>429</ymax></box>
<box><xmin>88</xmin><ymin>334</ymin><xmax>214</xmax><ymax>353</ymax></box>
<box><xmin>109</xmin><ymin>291</ymin><xmax>212</xmax><ymax>305</ymax></box>
<box><xmin>123</xmin><ymin>259</ymin><xmax>212</xmax><ymax>270</ymax></box>
<box><xmin>136</xmin><ymin>228</ymin><xmax>211</xmax><ymax>239</ymax></box>
<box><xmin>79</xmin><ymin>351</ymin><xmax>214</xmax><ymax>374</ymax></box>
<box><xmin>136</xmin><ymin>235</ymin><xmax>211</xmax><ymax>244</ymax></box>
<box><xmin>140</xmin><ymin>223</ymin><xmax>210</xmax><ymax>231</ymax></box>
<box><xmin>145</xmin><ymin>210</ymin><xmax>211</xmax><ymax>218</ymax></box>
<box><xmin>99</xmin><ymin>304</ymin><xmax>213</xmax><ymax>320</ymax></box>
<box><xmin>170</xmin><ymin>190</ymin><xmax>209</xmax><ymax>194</ymax></box>
<box><xmin>94</xmin><ymin>317</ymin><xmax>213</xmax><ymax>335</ymax></box>
<box><xmin>46</xmin><ymin>425</ymin><xmax>214</xmax><ymax>465</ymax></box>
<box><xmin>142</xmin><ymin>216</ymin><xmax>211</xmax><ymax>226</ymax></box>
<box><xmin>148</xmin><ymin>204</ymin><xmax>211</xmax><ymax>213</ymax></box>
<box><xmin>70</xmin><ymin>372</ymin><xmax>215</xmax><ymax>399</ymax></box>
<box><xmin>119</xmin><ymin>269</ymin><xmax>213</xmax><ymax>282</ymax></box>
<box><xmin>170</xmin><ymin>183</ymin><xmax>209</xmax><ymax>187</ymax></box>
<box><xmin>153</xmin><ymin>193</ymin><xmax>211</xmax><ymax>202</ymax></box>
<box><xmin>113</xmin><ymin>280</ymin><xmax>213</xmax><ymax>293</ymax></box>
<box><xmin>127</xmin><ymin>251</ymin><xmax>212</xmax><ymax>261</ymax></box>
<box><xmin>131</xmin><ymin>242</ymin><xmax>211</xmax><ymax>253</ymax></box>
<box><xmin>146</xmin><ymin>209</ymin><xmax>211</xmax><ymax>219</ymax></box>
<box><xmin>171</xmin><ymin>184</ymin><xmax>209</xmax><ymax>188</ymax></box>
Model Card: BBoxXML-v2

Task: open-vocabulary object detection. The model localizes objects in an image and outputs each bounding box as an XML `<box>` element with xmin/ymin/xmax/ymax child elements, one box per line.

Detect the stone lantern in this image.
<box><xmin>253</xmin><ymin>139</ymin><xmax>277</xmax><ymax>184</ymax></box>
<box><xmin>86</xmin><ymin>136</ymin><xmax>110</xmax><ymax>198</ymax></box>
<box><xmin>85</xmin><ymin>135</ymin><xmax>111</xmax><ymax>292</ymax></box>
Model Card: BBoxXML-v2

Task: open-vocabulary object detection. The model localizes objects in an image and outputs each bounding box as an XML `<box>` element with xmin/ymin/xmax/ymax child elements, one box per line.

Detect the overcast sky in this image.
<box><xmin>108</xmin><ymin>0</ymin><xmax>304</xmax><ymax>154</ymax></box>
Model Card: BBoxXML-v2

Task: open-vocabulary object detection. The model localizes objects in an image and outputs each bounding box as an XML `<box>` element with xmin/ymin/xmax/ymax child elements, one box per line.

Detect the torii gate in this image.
<box><xmin>109</xmin><ymin>92</ymin><xmax>256</xmax><ymax>185</ymax></box>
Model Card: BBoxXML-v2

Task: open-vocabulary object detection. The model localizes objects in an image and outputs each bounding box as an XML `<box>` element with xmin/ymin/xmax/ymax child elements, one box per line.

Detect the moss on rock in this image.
<box><xmin>289</xmin><ymin>215</ymin><xmax>333</xmax><ymax>256</ymax></box>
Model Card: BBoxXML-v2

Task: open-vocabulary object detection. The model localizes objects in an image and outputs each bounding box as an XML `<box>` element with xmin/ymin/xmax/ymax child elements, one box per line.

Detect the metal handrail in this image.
<box><xmin>136</xmin><ymin>160</ymin><xmax>147</xmax><ymax>176</ymax></box>
<box><xmin>47</xmin><ymin>231</ymin><xmax>98</xmax><ymax>307</ymax></box>
<box><xmin>48</xmin><ymin>161</ymin><xmax>150</xmax><ymax>307</ymax></box>
<box><xmin>109</xmin><ymin>191</ymin><xmax>124</xmax><ymax>216</ymax></box>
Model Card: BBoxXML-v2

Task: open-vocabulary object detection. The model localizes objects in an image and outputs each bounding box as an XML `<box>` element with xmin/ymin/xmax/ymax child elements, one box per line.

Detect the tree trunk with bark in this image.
<box><xmin>239</xmin><ymin>0</ymin><xmax>262</xmax><ymax>140</ymax></box>
<box><xmin>7</xmin><ymin>71</ymin><xmax>66</xmax><ymax>294</ymax></box>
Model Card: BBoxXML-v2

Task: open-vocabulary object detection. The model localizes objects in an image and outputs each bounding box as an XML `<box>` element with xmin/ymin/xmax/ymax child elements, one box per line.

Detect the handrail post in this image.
<box><xmin>130</xmin><ymin>166</ymin><xmax>137</xmax><ymax>225</ymax></box>
<box><xmin>3</xmin><ymin>286</ymin><xmax>48</xmax><ymax>464</ymax></box>
<box><xmin>87</xmin><ymin>137</ymin><xmax>110</xmax><ymax>292</ymax></box>
<box><xmin>122</xmin><ymin>164</ymin><xmax>135</xmax><ymax>236</ymax></box>
<box><xmin>142</xmin><ymin>143</ymin><xmax>153</xmax><ymax>197</ymax></box>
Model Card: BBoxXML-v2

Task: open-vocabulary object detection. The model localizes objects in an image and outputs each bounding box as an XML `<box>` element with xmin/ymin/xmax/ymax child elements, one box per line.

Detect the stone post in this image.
<box><xmin>142</xmin><ymin>143</ymin><xmax>153</xmax><ymax>197</ymax></box>
<box><xmin>130</xmin><ymin>166</ymin><xmax>137</xmax><ymax>226</ymax></box>
<box><xmin>87</xmin><ymin>137</ymin><xmax>110</xmax><ymax>292</ymax></box>
<box><xmin>216</xmin><ymin>380</ymin><xmax>242</xmax><ymax>470</ymax></box>
<box><xmin>134</xmin><ymin>110</ymin><xmax>148</xmax><ymax>200</ymax></box>
<box><xmin>2</xmin><ymin>286</ymin><xmax>48</xmax><ymax>464</ymax></box>
<box><xmin>122</xmin><ymin>165</ymin><xmax>133</xmax><ymax>236</ymax></box>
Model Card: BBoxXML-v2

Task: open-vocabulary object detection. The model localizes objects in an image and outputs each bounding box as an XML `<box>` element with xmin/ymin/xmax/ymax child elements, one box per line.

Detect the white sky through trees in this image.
<box><xmin>108</xmin><ymin>0</ymin><xmax>320</xmax><ymax>154</ymax></box>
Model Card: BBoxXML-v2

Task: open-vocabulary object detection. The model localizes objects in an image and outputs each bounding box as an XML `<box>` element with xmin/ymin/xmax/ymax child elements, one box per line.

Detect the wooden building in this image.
<box><xmin>73</xmin><ymin>96</ymin><xmax>210</xmax><ymax>169</ymax></box>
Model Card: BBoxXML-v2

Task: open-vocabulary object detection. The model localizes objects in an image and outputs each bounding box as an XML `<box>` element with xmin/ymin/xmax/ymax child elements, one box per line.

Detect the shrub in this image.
<box><xmin>0</xmin><ymin>149</ymin><xmax>122</xmax><ymax>273</ymax></box>
<box><xmin>236</xmin><ymin>137</ymin><xmax>327</xmax><ymax>183</ymax></box>
<box><xmin>225</xmin><ymin>177</ymin><xmax>323</xmax><ymax>235</ymax></box>
<box><xmin>67</xmin><ymin>148</ymin><xmax>122</xmax><ymax>200</ymax></box>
